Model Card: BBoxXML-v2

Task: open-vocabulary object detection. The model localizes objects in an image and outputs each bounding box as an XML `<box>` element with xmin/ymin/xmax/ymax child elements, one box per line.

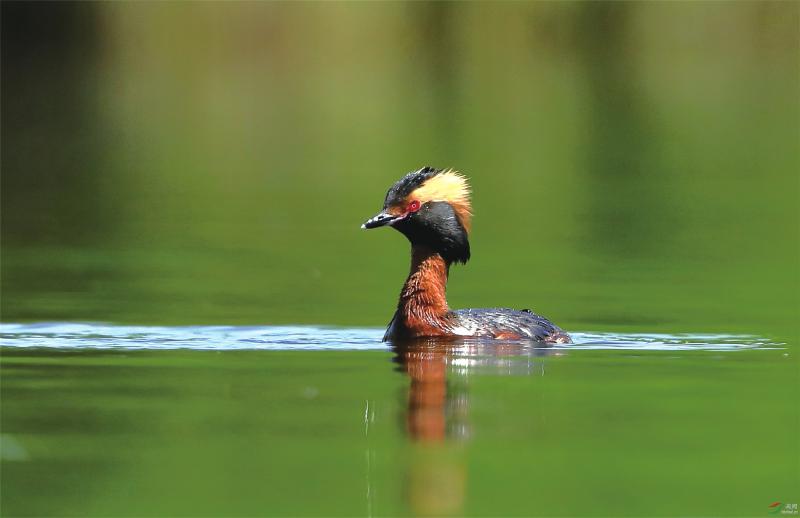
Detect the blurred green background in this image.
<box><xmin>2</xmin><ymin>4</ymin><xmax>799</xmax><ymax>517</ymax></box>
<box><xmin>2</xmin><ymin>1</ymin><xmax>798</xmax><ymax>338</ymax></box>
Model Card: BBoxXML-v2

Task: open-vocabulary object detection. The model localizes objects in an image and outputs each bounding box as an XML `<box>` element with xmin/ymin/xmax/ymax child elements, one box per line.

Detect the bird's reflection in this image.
<box><xmin>390</xmin><ymin>337</ymin><xmax>555</xmax><ymax>516</ymax></box>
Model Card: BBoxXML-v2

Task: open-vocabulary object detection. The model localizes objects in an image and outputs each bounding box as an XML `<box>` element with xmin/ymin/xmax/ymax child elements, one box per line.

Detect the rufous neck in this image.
<box><xmin>398</xmin><ymin>246</ymin><xmax>450</xmax><ymax>319</ymax></box>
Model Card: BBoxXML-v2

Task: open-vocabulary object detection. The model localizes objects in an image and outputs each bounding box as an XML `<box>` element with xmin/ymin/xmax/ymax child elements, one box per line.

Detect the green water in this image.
<box><xmin>1</xmin><ymin>342</ymin><xmax>797</xmax><ymax>517</ymax></box>
<box><xmin>2</xmin><ymin>1</ymin><xmax>799</xmax><ymax>516</ymax></box>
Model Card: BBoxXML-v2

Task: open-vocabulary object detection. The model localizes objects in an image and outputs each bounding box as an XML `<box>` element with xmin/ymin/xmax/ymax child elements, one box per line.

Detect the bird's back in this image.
<box><xmin>449</xmin><ymin>308</ymin><xmax>571</xmax><ymax>343</ymax></box>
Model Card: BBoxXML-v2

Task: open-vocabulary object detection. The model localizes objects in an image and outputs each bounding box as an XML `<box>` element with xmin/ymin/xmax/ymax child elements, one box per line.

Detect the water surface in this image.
<box><xmin>0</xmin><ymin>323</ymin><xmax>779</xmax><ymax>352</ymax></box>
<box><xmin>2</xmin><ymin>325</ymin><xmax>796</xmax><ymax>516</ymax></box>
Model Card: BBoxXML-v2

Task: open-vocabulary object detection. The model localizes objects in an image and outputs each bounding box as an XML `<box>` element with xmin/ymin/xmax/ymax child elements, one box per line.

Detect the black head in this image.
<box><xmin>362</xmin><ymin>167</ymin><xmax>472</xmax><ymax>264</ymax></box>
<box><xmin>383</xmin><ymin>166</ymin><xmax>440</xmax><ymax>207</ymax></box>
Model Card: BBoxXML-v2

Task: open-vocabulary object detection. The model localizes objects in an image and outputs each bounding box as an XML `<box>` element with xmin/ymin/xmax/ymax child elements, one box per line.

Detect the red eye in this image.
<box><xmin>407</xmin><ymin>200</ymin><xmax>421</xmax><ymax>213</ymax></box>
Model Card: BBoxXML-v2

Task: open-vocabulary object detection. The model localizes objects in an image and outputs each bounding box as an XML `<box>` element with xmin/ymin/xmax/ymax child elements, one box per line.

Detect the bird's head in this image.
<box><xmin>362</xmin><ymin>167</ymin><xmax>472</xmax><ymax>264</ymax></box>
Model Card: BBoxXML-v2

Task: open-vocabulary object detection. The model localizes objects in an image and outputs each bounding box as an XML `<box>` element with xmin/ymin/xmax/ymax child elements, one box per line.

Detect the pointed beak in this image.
<box><xmin>361</xmin><ymin>210</ymin><xmax>400</xmax><ymax>229</ymax></box>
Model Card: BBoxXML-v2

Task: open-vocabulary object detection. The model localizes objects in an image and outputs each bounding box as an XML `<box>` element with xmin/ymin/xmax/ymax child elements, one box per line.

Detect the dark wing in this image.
<box><xmin>450</xmin><ymin>308</ymin><xmax>571</xmax><ymax>343</ymax></box>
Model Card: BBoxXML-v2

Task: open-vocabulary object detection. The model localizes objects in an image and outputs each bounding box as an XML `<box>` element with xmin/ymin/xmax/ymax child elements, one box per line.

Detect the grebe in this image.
<box><xmin>362</xmin><ymin>167</ymin><xmax>571</xmax><ymax>343</ymax></box>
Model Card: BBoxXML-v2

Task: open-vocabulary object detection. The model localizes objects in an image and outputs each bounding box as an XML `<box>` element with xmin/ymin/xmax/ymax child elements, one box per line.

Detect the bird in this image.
<box><xmin>362</xmin><ymin>166</ymin><xmax>571</xmax><ymax>343</ymax></box>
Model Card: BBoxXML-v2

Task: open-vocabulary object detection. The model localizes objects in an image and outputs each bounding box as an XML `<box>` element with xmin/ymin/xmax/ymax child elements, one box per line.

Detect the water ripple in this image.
<box><xmin>0</xmin><ymin>323</ymin><xmax>780</xmax><ymax>351</ymax></box>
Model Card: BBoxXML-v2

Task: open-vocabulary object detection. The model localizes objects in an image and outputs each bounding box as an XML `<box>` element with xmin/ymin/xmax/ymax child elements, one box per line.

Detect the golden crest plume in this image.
<box><xmin>411</xmin><ymin>168</ymin><xmax>472</xmax><ymax>232</ymax></box>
